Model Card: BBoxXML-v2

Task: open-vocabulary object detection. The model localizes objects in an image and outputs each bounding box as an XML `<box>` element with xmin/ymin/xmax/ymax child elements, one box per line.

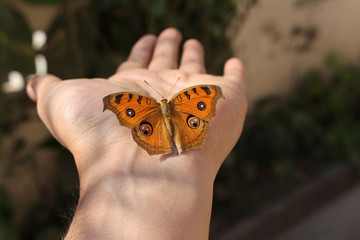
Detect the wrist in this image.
<box><xmin>66</xmin><ymin>151</ymin><xmax>215</xmax><ymax>240</ymax></box>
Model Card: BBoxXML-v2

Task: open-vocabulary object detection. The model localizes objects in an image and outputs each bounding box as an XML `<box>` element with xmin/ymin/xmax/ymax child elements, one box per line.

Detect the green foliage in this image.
<box><xmin>214</xmin><ymin>54</ymin><xmax>360</xmax><ymax>219</ymax></box>
<box><xmin>0</xmin><ymin>2</ymin><xmax>34</xmax><ymax>79</ymax></box>
<box><xmin>326</xmin><ymin>52</ymin><xmax>341</xmax><ymax>70</ymax></box>
<box><xmin>45</xmin><ymin>0</ymin><xmax>236</xmax><ymax>78</ymax></box>
<box><xmin>0</xmin><ymin>3</ymin><xmax>34</xmax><ymax>142</ymax></box>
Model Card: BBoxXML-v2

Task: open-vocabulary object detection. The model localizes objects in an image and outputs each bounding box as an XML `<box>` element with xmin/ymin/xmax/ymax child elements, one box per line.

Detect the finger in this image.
<box><xmin>148</xmin><ymin>28</ymin><xmax>182</xmax><ymax>70</ymax></box>
<box><xmin>179</xmin><ymin>39</ymin><xmax>206</xmax><ymax>73</ymax></box>
<box><xmin>26</xmin><ymin>74</ymin><xmax>61</xmax><ymax>102</ymax></box>
<box><xmin>117</xmin><ymin>34</ymin><xmax>157</xmax><ymax>72</ymax></box>
<box><xmin>223</xmin><ymin>58</ymin><xmax>246</xmax><ymax>88</ymax></box>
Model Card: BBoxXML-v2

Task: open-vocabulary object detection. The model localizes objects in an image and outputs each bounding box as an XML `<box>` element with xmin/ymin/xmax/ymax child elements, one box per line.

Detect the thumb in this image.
<box><xmin>26</xmin><ymin>74</ymin><xmax>66</xmax><ymax>147</ymax></box>
<box><xmin>26</xmin><ymin>74</ymin><xmax>62</xmax><ymax>102</ymax></box>
<box><xmin>223</xmin><ymin>58</ymin><xmax>246</xmax><ymax>91</ymax></box>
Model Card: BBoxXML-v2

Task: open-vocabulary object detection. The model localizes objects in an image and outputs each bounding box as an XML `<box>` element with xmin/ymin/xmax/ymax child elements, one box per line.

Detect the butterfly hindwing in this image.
<box><xmin>171</xmin><ymin>111</ymin><xmax>209</xmax><ymax>153</ymax></box>
<box><xmin>131</xmin><ymin>111</ymin><xmax>173</xmax><ymax>155</ymax></box>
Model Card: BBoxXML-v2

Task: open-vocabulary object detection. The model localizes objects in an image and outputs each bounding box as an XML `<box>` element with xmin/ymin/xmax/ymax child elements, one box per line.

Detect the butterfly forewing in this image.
<box><xmin>170</xmin><ymin>85</ymin><xmax>224</xmax><ymax>120</ymax></box>
<box><xmin>103</xmin><ymin>92</ymin><xmax>160</xmax><ymax>128</ymax></box>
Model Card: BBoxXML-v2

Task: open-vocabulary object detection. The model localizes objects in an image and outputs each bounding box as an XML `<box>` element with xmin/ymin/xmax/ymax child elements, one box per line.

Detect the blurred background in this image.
<box><xmin>0</xmin><ymin>0</ymin><xmax>360</xmax><ymax>239</ymax></box>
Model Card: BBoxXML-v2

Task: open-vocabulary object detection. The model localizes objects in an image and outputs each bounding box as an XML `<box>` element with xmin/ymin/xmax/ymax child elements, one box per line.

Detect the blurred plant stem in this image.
<box><xmin>64</xmin><ymin>0</ymin><xmax>88</xmax><ymax>76</ymax></box>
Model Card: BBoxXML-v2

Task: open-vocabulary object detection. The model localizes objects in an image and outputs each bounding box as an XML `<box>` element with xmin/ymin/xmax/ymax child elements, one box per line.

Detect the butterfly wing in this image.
<box><xmin>169</xmin><ymin>85</ymin><xmax>224</xmax><ymax>153</ymax></box>
<box><xmin>171</xmin><ymin>111</ymin><xmax>209</xmax><ymax>153</ymax></box>
<box><xmin>103</xmin><ymin>92</ymin><xmax>160</xmax><ymax>127</ymax></box>
<box><xmin>103</xmin><ymin>92</ymin><xmax>173</xmax><ymax>155</ymax></box>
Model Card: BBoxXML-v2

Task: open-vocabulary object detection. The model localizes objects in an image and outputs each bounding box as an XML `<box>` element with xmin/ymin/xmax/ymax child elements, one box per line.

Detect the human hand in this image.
<box><xmin>27</xmin><ymin>28</ymin><xmax>247</xmax><ymax>239</ymax></box>
<box><xmin>27</xmin><ymin>27</ymin><xmax>246</xmax><ymax>176</ymax></box>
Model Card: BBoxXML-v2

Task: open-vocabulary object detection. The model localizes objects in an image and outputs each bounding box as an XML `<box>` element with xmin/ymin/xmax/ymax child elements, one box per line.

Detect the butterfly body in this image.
<box><xmin>103</xmin><ymin>85</ymin><xmax>224</xmax><ymax>155</ymax></box>
<box><xmin>159</xmin><ymin>99</ymin><xmax>173</xmax><ymax>137</ymax></box>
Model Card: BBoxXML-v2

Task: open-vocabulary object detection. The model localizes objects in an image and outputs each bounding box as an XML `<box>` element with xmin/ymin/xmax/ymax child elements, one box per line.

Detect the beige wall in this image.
<box><xmin>229</xmin><ymin>0</ymin><xmax>360</xmax><ymax>106</ymax></box>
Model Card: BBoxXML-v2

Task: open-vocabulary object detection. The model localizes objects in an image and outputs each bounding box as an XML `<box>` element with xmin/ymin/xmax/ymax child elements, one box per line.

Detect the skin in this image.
<box><xmin>27</xmin><ymin>28</ymin><xmax>247</xmax><ymax>240</ymax></box>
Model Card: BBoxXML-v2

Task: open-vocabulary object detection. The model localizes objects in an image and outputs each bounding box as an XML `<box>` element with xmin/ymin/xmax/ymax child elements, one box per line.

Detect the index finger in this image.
<box><xmin>116</xmin><ymin>34</ymin><xmax>157</xmax><ymax>72</ymax></box>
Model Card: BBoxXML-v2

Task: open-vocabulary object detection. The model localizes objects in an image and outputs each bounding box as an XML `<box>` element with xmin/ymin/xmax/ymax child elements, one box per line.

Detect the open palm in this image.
<box><xmin>27</xmin><ymin>28</ymin><xmax>247</xmax><ymax>180</ymax></box>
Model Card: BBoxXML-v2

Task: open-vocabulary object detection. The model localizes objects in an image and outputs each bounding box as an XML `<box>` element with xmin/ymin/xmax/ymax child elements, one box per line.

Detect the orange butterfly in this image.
<box><xmin>102</xmin><ymin>85</ymin><xmax>224</xmax><ymax>155</ymax></box>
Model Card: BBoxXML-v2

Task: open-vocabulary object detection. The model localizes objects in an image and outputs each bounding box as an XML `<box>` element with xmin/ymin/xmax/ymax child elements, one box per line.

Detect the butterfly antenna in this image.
<box><xmin>165</xmin><ymin>77</ymin><xmax>181</xmax><ymax>99</ymax></box>
<box><xmin>144</xmin><ymin>80</ymin><xmax>164</xmax><ymax>99</ymax></box>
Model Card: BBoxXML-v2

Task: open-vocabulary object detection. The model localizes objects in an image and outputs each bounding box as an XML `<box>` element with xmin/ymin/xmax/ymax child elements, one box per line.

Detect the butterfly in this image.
<box><xmin>102</xmin><ymin>84</ymin><xmax>224</xmax><ymax>155</ymax></box>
